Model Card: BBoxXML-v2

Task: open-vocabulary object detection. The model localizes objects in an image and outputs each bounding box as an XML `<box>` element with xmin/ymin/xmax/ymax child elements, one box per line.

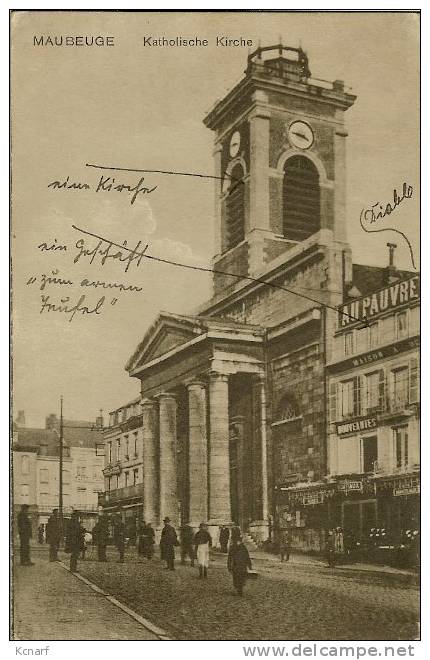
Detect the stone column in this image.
<box><xmin>250</xmin><ymin>375</ymin><xmax>269</xmax><ymax>542</ymax></box>
<box><xmin>187</xmin><ymin>380</ymin><xmax>208</xmax><ymax>527</ymax></box>
<box><xmin>208</xmin><ymin>372</ymin><xmax>231</xmax><ymax>527</ymax></box>
<box><xmin>157</xmin><ymin>393</ymin><xmax>178</xmax><ymax>527</ymax></box>
<box><xmin>141</xmin><ymin>398</ymin><xmax>158</xmax><ymax>525</ymax></box>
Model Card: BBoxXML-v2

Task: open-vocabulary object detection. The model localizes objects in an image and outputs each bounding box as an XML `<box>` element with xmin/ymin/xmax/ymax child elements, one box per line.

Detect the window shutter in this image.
<box><xmin>409</xmin><ymin>357</ymin><xmax>419</xmax><ymax>404</ymax></box>
<box><xmin>329</xmin><ymin>381</ymin><xmax>337</xmax><ymax>422</ymax></box>
<box><xmin>378</xmin><ymin>369</ymin><xmax>386</xmax><ymax>412</ymax></box>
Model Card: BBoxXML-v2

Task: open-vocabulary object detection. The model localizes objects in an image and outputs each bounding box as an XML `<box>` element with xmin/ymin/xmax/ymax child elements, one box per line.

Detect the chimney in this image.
<box><xmin>386</xmin><ymin>243</ymin><xmax>399</xmax><ymax>283</ymax></box>
<box><xmin>15</xmin><ymin>410</ymin><xmax>26</xmax><ymax>428</ymax></box>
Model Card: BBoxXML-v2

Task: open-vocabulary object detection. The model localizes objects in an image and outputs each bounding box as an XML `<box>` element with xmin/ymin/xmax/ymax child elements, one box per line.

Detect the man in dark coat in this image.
<box><xmin>46</xmin><ymin>509</ymin><xmax>61</xmax><ymax>561</ymax></box>
<box><xmin>66</xmin><ymin>510</ymin><xmax>81</xmax><ymax>572</ymax></box>
<box><xmin>227</xmin><ymin>536</ymin><xmax>252</xmax><ymax>596</ymax></box>
<box><xmin>17</xmin><ymin>504</ymin><xmax>34</xmax><ymax>566</ymax></box>
<box><xmin>180</xmin><ymin>524</ymin><xmax>195</xmax><ymax>566</ymax></box>
<box><xmin>219</xmin><ymin>525</ymin><xmax>230</xmax><ymax>553</ymax></box>
<box><xmin>113</xmin><ymin>516</ymin><xmax>126</xmax><ymax>562</ymax></box>
<box><xmin>326</xmin><ymin>529</ymin><xmax>336</xmax><ymax>568</ymax></box>
<box><xmin>93</xmin><ymin>515</ymin><xmax>109</xmax><ymax>562</ymax></box>
<box><xmin>160</xmin><ymin>517</ymin><xmax>178</xmax><ymax>570</ymax></box>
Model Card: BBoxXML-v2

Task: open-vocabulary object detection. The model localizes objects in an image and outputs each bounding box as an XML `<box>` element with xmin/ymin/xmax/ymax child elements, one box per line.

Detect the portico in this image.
<box><xmin>125</xmin><ymin>313</ymin><xmax>269</xmax><ymax>541</ymax></box>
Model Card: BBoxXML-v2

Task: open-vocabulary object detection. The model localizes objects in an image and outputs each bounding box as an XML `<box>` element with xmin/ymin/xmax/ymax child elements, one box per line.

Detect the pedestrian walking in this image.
<box><xmin>46</xmin><ymin>509</ymin><xmax>61</xmax><ymax>562</ymax></box>
<box><xmin>113</xmin><ymin>516</ymin><xmax>126</xmax><ymax>562</ymax></box>
<box><xmin>160</xmin><ymin>517</ymin><xmax>178</xmax><ymax>570</ymax></box>
<box><xmin>79</xmin><ymin>526</ymin><xmax>87</xmax><ymax>560</ymax></box>
<box><xmin>227</xmin><ymin>536</ymin><xmax>252</xmax><ymax>596</ymax></box>
<box><xmin>93</xmin><ymin>515</ymin><xmax>109</xmax><ymax>562</ymax></box>
<box><xmin>194</xmin><ymin>523</ymin><xmax>212</xmax><ymax>578</ymax></box>
<box><xmin>219</xmin><ymin>525</ymin><xmax>230</xmax><ymax>553</ymax></box>
<box><xmin>17</xmin><ymin>504</ymin><xmax>34</xmax><ymax>566</ymax></box>
<box><xmin>66</xmin><ymin>510</ymin><xmax>81</xmax><ymax>573</ymax></box>
<box><xmin>326</xmin><ymin>529</ymin><xmax>336</xmax><ymax>568</ymax></box>
<box><xmin>180</xmin><ymin>523</ymin><xmax>195</xmax><ymax>566</ymax></box>
<box><xmin>279</xmin><ymin>528</ymin><xmax>290</xmax><ymax>562</ymax></box>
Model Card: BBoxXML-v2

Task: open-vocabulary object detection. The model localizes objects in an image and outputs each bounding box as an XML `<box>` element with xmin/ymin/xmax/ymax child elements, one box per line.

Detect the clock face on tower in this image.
<box><xmin>288</xmin><ymin>120</ymin><xmax>314</xmax><ymax>150</ymax></box>
<box><xmin>229</xmin><ymin>130</ymin><xmax>241</xmax><ymax>158</ymax></box>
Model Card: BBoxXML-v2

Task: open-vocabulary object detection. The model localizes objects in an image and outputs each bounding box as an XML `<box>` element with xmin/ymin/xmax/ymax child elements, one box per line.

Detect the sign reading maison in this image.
<box><xmin>339</xmin><ymin>276</ymin><xmax>420</xmax><ymax>327</ymax></box>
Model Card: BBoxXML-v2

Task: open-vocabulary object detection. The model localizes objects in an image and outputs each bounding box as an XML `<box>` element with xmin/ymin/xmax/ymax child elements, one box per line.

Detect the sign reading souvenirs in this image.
<box><xmin>336</xmin><ymin>416</ymin><xmax>378</xmax><ymax>436</ymax></box>
<box><xmin>339</xmin><ymin>275</ymin><xmax>420</xmax><ymax>327</ymax></box>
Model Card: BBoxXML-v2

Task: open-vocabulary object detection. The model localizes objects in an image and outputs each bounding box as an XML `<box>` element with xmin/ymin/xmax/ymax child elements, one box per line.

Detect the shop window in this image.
<box><xmin>283</xmin><ymin>156</ymin><xmax>320</xmax><ymax>241</ymax></box>
<box><xmin>394</xmin><ymin>426</ymin><xmax>409</xmax><ymax>470</ymax></box>
<box><xmin>396</xmin><ymin>311</ymin><xmax>408</xmax><ymax>340</ymax></box>
<box><xmin>225</xmin><ymin>163</ymin><xmax>245</xmax><ymax>250</ymax></box>
<box><xmin>362</xmin><ymin>436</ymin><xmax>378</xmax><ymax>473</ymax></box>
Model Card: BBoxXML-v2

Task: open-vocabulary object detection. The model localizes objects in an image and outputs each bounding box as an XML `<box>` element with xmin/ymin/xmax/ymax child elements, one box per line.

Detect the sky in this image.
<box><xmin>11</xmin><ymin>11</ymin><xmax>419</xmax><ymax>427</ymax></box>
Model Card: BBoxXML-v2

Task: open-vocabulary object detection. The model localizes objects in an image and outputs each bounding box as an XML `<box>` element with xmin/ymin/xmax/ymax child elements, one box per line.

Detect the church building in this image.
<box><xmin>123</xmin><ymin>44</ymin><xmax>359</xmax><ymax>546</ymax></box>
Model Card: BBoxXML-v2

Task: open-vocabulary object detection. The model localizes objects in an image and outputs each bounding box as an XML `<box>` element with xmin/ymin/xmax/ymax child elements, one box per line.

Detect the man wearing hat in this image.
<box><xmin>17</xmin><ymin>504</ymin><xmax>34</xmax><ymax>566</ymax></box>
<box><xmin>160</xmin><ymin>517</ymin><xmax>178</xmax><ymax>570</ymax></box>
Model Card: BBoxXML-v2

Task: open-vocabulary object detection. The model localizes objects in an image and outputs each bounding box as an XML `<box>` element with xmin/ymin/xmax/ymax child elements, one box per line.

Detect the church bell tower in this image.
<box><xmin>203</xmin><ymin>44</ymin><xmax>356</xmax><ymax>297</ymax></box>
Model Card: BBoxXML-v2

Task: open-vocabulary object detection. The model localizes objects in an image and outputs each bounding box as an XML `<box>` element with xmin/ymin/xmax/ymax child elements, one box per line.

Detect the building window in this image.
<box><xmin>20</xmin><ymin>484</ymin><xmax>30</xmax><ymax>502</ymax></box>
<box><xmin>391</xmin><ymin>367</ymin><xmax>409</xmax><ymax>411</ymax></box>
<box><xmin>133</xmin><ymin>468</ymin><xmax>139</xmax><ymax>485</ymax></box>
<box><xmin>225</xmin><ymin>163</ymin><xmax>245</xmax><ymax>250</ymax></box>
<box><xmin>396</xmin><ymin>311</ymin><xmax>408</xmax><ymax>340</ymax></box>
<box><xmin>283</xmin><ymin>156</ymin><xmax>320</xmax><ymax>241</ymax></box>
<box><xmin>369</xmin><ymin>323</ymin><xmax>379</xmax><ymax>349</ymax></box>
<box><xmin>116</xmin><ymin>439</ymin><xmax>121</xmax><ymax>461</ymax></box>
<box><xmin>362</xmin><ymin>436</ymin><xmax>378</xmax><ymax>473</ymax></box>
<box><xmin>344</xmin><ymin>331</ymin><xmax>354</xmax><ymax>356</ymax></box>
<box><xmin>108</xmin><ymin>441</ymin><xmax>112</xmax><ymax>463</ymax></box>
<box><xmin>134</xmin><ymin>433</ymin><xmax>138</xmax><ymax>458</ymax></box>
<box><xmin>116</xmin><ymin>475</ymin><xmax>119</xmax><ymax>489</ymax></box>
<box><xmin>39</xmin><ymin>468</ymin><xmax>49</xmax><ymax>484</ymax></box>
<box><xmin>125</xmin><ymin>435</ymin><xmax>129</xmax><ymax>459</ymax></box>
<box><xmin>394</xmin><ymin>426</ymin><xmax>409</xmax><ymax>470</ymax></box>
<box><xmin>409</xmin><ymin>357</ymin><xmax>419</xmax><ymax>404</ymax></box>
<box><xmin>340</xmin><ymin>377</ymin><xmax>362</xmax><ymax>419</ymax></box>
<box><xmin>107</xmin><ymin>477</ymin><xmax>111</xmax><ymax>492</ymax></box>
<box><xmin>21</xmin><ymin>455</ymin><xmax>30</xmax><ymax>475</ymax></box>
<box><xmin>40</xmin><ymin>492</ymin><xmax>49</xmax><ymax>505</ymax></box>
<box><xmin>365</xmin><ymin>370</ymin><xmax>385</xmax><ymax>413</ymax></box>
<box><xmin>124</xmin><ymin>471</ymin><xmax>129</xmax><ymax>487</ymax></box>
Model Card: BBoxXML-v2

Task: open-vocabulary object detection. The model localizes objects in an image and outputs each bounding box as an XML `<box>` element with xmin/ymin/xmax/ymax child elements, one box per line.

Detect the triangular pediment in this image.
<box><xmin>126</xmin><ymin>313</ymin><xmax>206</xmax><ymax>373</ymax></box>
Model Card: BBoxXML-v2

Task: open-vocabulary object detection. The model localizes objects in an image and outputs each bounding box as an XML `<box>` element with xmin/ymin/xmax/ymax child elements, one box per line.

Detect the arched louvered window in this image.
<box><xmin>226</xmin><ymin>163</ymin><xmax>245</xmax><ymax>250</ymax></box>
<box><xmin>283</xmin><ymin>156</ymin><xmax>320</xmax><ymax>241</ymax></box>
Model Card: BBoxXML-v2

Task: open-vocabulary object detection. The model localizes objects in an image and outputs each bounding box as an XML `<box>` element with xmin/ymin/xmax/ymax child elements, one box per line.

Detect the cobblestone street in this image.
<box><xmin>13</xmin><ymin>546</ymin><xmax>419</xmax><ymax>641</ymax></box>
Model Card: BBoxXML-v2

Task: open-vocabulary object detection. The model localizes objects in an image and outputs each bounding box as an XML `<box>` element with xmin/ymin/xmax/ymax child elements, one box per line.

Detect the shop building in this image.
<box><xmin>326</xmin><ymin>270</ymin><xmax>420</xmax><ymax>549</ymax></box>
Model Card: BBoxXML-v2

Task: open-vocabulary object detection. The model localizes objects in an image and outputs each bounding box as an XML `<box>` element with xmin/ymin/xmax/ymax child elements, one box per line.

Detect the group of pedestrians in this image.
<box><xmin>17</xmin><ymin>504</ymin><xmax>254</xmax><ymax>596</ymax></box>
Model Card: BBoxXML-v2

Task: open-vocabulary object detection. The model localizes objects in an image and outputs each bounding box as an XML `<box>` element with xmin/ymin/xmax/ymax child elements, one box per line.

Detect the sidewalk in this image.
<box><xmin>246</xmin><ymin>548</ymin><xmax>419</xmax><ymax>582</ymax></box>
<box><xmin>13</xmin><ymin>550</ymin><xmax>162</xmax><ymax>640</ymax></box>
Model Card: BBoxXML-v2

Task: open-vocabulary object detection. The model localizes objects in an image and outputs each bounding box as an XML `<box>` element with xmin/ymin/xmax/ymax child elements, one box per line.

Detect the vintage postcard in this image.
<box><xmin>11</xmin><ymin>10</ymin><xmax>420</xmax><ymax>644</ymax></box>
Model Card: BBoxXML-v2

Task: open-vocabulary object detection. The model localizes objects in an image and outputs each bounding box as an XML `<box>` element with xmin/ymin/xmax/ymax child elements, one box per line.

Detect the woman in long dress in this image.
<box><xmin>193</xmin><ymin>522</ymin><xmax>212</xmax><ymax>578</ymax></box>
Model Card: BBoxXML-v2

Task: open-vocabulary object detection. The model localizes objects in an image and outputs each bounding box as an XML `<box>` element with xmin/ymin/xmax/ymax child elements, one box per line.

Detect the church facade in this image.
<box><xmin>123</xmin><ymin>45</ymin><xmax>359</xmax><ymax>545</ymax></box>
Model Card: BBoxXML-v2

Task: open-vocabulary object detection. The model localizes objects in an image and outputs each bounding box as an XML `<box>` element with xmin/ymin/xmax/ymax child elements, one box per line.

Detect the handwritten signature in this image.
<box><xmin>360</xmin><ymin>182</ymin><xmax>416</xmax><ymax>269</ymax></box>
<box><xmin>48</xmin><ymin>174</ymin><xmax>157</xmax><ymax>205</ymax></box>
